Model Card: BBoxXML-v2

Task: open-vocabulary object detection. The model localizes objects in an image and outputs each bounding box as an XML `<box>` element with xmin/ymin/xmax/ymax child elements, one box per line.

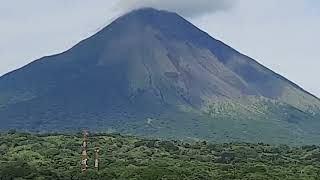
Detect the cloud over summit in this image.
<box><xmin>115</xmin><ymin>0</ymin><xmax>236</xmax><ymax>18</ymax></box>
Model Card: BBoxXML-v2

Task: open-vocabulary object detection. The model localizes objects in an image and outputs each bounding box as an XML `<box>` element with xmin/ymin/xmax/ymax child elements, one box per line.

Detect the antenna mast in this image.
<box><xmin>81</xmin><ymin>130</ymin><xmax>89</xmax><ymax>172</ymax></box>
<box><xmin>94</xmin><ymin>147</ymin><xmax>100</xmax><ymax>171</ymax></box>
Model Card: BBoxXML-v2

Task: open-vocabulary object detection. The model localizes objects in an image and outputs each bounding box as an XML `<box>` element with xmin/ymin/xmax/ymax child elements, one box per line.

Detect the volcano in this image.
<box><xmin>0</xmin><ymin>8</ymin><xmax>319</xmax><ymax>144</ymax></box>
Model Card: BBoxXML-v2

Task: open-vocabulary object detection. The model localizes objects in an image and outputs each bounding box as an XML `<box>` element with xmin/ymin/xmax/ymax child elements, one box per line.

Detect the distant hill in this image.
<box><xmin>0</xmin><ymin>8</ymin><xmax>319</xmax><ymax>144</ymax></box>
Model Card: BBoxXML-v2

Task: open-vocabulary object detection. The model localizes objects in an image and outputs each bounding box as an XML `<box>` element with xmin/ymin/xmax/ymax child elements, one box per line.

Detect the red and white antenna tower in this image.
<box><xmin>81</xmin><ymin>130</ymin><xmax>89</xmax><ymax>172</ymax></box>
<box><xmin>94</xmin><ymin>147</ymin><xmax>100</xmax><ymax>171</ymax></box>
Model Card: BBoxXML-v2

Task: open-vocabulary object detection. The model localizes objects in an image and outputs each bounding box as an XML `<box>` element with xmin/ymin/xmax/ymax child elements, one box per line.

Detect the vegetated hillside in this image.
<box><xmin>0</xmin><ymin>8</ymin><xmax>319</xmax><ymax>144</ymax></box>
<box><xmin>0</xmin><ymin>133</ymin><xmax>320</xmax><ymax>180</ymax></box>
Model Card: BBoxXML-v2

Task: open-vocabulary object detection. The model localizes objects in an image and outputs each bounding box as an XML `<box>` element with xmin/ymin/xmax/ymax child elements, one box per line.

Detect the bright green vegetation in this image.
<box><xmin>0</xmin><ymin>132</ymin><xmax>320</xmax><ymax>179</ymax></box>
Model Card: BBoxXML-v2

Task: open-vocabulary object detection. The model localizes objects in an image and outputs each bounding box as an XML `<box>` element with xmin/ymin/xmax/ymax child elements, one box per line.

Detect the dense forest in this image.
<box><xmin>0</xmin><ymin>132</ymin><xmax>320</xmax><ymax>180</ymax></box>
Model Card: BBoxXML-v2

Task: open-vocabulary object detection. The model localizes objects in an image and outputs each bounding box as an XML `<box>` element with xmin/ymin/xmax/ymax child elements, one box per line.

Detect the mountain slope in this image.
<box><xmin>0</xmin><ymin>8</ymin><xmax>319</xmax><ymax>144</ymax></box>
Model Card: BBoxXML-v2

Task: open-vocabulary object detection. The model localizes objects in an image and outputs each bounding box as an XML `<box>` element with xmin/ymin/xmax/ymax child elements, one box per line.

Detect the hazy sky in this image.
<box><xmin>0</xmin><ymin>0</ymin><xmax>319</xmax><ymax>97</ymax></box>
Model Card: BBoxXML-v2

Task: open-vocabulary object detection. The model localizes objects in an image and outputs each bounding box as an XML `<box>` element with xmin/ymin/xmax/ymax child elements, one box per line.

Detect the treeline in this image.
<box><xmin>0</xmin><ymin>132</ymin><xmax>320</xmax><ymax>179</ymax></box>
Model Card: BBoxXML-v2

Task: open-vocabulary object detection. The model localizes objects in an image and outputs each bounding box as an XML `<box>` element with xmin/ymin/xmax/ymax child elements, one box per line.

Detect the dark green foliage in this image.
<box><xmin>0</xmin><ymin>160</ymin><xmax>38</xmax><ymax>179</ymax></box>
<box><xmin>0</xmin><ymin>133</ymin><xmax>320</xmax><ymax>179</ymax></box>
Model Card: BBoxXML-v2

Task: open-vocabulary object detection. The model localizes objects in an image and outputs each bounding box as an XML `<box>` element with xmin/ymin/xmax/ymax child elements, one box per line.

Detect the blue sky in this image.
<box><xmin>0</xmin><ymin>0</ymin><xmax>319</xmax><ymax>96</ymax></box>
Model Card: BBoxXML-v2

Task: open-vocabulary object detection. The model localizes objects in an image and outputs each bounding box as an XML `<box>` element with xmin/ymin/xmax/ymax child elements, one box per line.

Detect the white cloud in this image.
<box><xmin>115</xmin><ymin>0</ymin><xmax>236</xmax><ymax>17</ymax></box>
